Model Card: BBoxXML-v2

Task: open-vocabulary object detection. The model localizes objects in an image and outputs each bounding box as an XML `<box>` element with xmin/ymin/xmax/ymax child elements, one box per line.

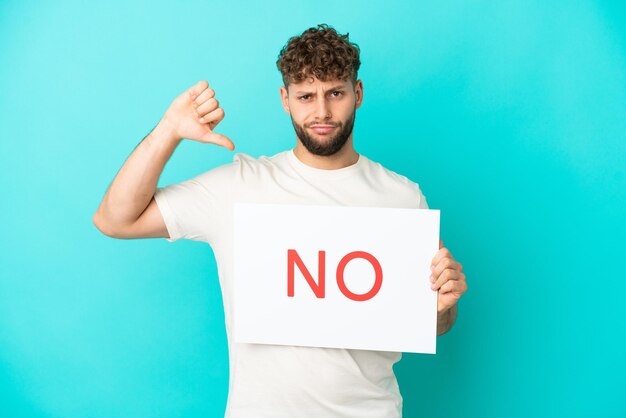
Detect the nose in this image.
<box><xmin>315</xmin><ymin>98</ymin><xmax>331</xmax><ymax>120</ymax></box>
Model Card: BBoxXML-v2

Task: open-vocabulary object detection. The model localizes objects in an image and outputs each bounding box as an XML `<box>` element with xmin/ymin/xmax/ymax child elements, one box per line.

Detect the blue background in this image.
<box><xmin>1</xmin><ymin>1</ymin><xmax>625</xmax><ymax>417</ymax></box>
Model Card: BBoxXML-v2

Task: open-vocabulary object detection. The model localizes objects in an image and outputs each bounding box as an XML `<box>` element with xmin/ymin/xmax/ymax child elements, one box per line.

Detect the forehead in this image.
<box><xmin>288</xmin><ymin>77</ymin><xmax>352</xmax><ymax>92</ymax></box>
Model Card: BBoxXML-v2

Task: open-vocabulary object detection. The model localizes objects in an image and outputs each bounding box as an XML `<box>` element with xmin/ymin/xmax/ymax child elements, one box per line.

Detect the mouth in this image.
<box><xmin>308</xmin><ymin>124</ymin><xmax>337</xmax><ymax>135</ymax></box>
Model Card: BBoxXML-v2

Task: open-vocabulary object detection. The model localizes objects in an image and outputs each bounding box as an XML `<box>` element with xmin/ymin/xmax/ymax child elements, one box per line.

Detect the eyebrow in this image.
<box><xmin>294</xmin><ymin>85</ymin><xmax>347</xmax><ymax>95</ymax></box>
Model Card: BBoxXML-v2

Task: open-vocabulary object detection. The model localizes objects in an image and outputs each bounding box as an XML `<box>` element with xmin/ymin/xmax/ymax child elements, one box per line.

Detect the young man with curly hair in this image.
<box><xmin>93</xmin><ymin>24</ymin><xmax>467</xmax><ymax>418</ymax></box>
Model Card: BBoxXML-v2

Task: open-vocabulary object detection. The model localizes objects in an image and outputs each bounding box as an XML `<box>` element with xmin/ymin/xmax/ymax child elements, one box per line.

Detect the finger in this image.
<box><xmin>431</xmin><ymin>268</ymin><xmax>451</xmax><ymax>290</ymax></box>
<box><xmin>439</xmin><ymin>280</ymin><xmax>455</xmax><ymax>294</ymax></box>
<box><xmin>440</xmin><ymin>278</ymin><xmax>467</xmax><ymax>294</ymax></box>
<box><xmin>431</xmin><ymin>257</ymin><xmax>463</xmax><ymax>280</ymax></box>
<box><xmin>194</xmin><ymin>87</ymin><xmax>215</xmax><ymax>105</ymax></box>
<box><xmin>198</xmin><ymin>106</ymin><xmax>225</xmax><ymax>125</ymax></box>
<box><xmin>196</xmin><ymin>97</ymin><xmax>219</xmax><ymax>117</ymax></box>
<box><xmin>188</xmin><ymin>80</ymin><xmax>209</xmax><ymax>100</ymax></box>
<box><xmin>430</xmin><ymin>247</ymin><xmax>452</xmax><ymax>269</ymax></box>
<box><xmin>439</xmin><ymin>239</ymin><xmax>444</xmax><ymax>249</ymax></box>
<box><xmin>200</xmin><ymin>130</ymin><xmax>235</xmax><ymax>150</ymax></box>
<box><xmin>431</xmin><ymin>269</ymin><xmax>465</xmax><ymax>291</ymax></box>
<box><xmin>196</xmin><ymin>107</ymin><xmax>233</xmax><ymax>150</ymax></box>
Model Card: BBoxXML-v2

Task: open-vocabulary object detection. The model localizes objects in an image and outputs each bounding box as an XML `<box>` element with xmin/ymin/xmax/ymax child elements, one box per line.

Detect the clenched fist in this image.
<box><xmin>161</xmin><ymin>80</ymin><xmax>234</xmax><ymax>150</ymax></box>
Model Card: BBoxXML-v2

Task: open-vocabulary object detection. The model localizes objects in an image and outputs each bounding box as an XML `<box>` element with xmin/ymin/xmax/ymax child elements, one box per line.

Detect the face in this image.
<box><xmin>280</xmin><ymin>77</ymin><xmax>363</xmax><ymax>156</ymax></box>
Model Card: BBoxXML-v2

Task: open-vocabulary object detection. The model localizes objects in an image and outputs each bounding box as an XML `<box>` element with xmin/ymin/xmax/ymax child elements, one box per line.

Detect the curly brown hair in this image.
<box><xmin>276</xmin><ymin>24</ymin><xmax>361</xmax><ymax>87</ymax></box>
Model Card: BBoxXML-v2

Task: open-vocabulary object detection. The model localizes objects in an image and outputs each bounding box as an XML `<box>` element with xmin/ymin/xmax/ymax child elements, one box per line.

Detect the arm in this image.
<box><xmin>92</xmin><ymin>120</ymin><xmax>180</xmax><ymax>239</ymax></box>
<box><xmin>93</xmin><ymin>80</ymin><xmax>234</xmax><ymax>239</ymax></box>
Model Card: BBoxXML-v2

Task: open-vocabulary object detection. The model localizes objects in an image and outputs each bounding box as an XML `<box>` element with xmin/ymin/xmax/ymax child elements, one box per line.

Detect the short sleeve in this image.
<box><xmin>153</xmin><ymin>163</ymin><xmax>235</xmax><ymax>244</ymax></box>
<box><xmin>418</xmin><ymin>188</ymin><xmax>429</xmax><ymax>209</ymax></box>
<box><xmin>409</xmin><ymin>181</ymin><xmax>429</xmax><ymax>210</ymax></box>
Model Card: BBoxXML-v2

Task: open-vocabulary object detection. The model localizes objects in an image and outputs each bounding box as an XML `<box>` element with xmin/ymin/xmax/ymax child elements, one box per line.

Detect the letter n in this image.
<box><xmin>287</xmin><ymin>249</ymin><xmax>325</xmax><ymax>298</ymax></box>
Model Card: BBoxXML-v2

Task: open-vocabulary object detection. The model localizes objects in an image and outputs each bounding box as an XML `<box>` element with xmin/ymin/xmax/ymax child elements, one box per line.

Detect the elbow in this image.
<box><xmin>92</xmin><ymin>211</ymin><xmax>118</xmax><ymax>238</ymax></box>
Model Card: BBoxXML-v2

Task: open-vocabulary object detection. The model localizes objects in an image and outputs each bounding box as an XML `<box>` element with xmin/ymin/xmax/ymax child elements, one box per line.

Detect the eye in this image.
<box><xmin>330</xmin><ymin>90</ymin><xmax>344</xmax><ymax>98</ymax></box>
<box><xmin>298</xmin><ymin>94</ymin><xmax>311</xmax><ymax>101</ymax></box>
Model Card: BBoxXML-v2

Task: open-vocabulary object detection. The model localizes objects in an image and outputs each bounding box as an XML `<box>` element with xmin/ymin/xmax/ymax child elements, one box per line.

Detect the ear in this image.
<box><xmin>354</xmin><ymin>79</ymin><xmax>364</xmax><ymax>110</ymax></box>
<box><xmin>279</xmin><ymin>85</ymin><xmax>290</xmax><ymax>114</ymax></box>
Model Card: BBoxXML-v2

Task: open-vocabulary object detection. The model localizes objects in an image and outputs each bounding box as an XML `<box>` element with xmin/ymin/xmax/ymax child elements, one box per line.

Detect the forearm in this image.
<box><xmin>94</xmin><ymin>118</ymin><xmax>181</xmax><ymax>230</ymax></box>
<box><xmin>436</xmin><ymin>303</ymin><xmax>458</xmax><ymax>336</ymax></box>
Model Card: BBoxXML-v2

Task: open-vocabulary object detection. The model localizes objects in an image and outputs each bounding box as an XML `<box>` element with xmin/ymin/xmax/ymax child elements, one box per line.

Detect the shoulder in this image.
<box><xmin>360</xmin><ymin>155</ymin><xmax>429</xmax><ymax>209</ymax></box>
<box><xmin>188</xmin><ymin>151</ymin><xmax>287</xmax><ymax>183</ymax></box>
<box><xmin>233</xmin><ymin>152</ymin><xmax>284</xmax><ymax>167</ymax></box>
<box><xmin>231</xmin><ymin>150</ymin><xmax>292</xmax><ymax>177</ymax></box>
<box><xmin>362</xmin><ymin>156</ymin><xmax>423</xmax><ymax>191</ymax></box>
<box><xmin>233</xmin><ymin>151</ymin><xmax>288</xmax><ymax>167</ymax></box>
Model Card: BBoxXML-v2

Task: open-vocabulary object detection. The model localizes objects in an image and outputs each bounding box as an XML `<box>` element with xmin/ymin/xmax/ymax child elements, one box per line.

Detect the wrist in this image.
<box><xmin>149</xmin><ymin>117</ymin><xmax>183</xmax><ymax>148</ymax></box>
<box><xmin>437</xmin><ymin>306</ymin><xmax>450</xmax><ymax>320</ymax></box>
<box><xmin>436</xmin><ymin>304</ymin><xmax>457</xmax><ymax>336</ymax></box>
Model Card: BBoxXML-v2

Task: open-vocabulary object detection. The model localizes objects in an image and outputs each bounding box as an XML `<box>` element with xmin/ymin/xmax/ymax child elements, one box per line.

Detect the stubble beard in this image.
<box><xmin>291</xmin><ymin>107</ymin><xmax>356</xmax><ymax>157</ymax></box>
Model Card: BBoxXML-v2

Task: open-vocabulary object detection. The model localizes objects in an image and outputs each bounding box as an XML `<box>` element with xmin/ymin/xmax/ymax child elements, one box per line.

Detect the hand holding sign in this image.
<box><xmin>161</xmin><ymin>80</ymin><xmax>234</xmax><ymax>150</ymax></box>
<box><xmin>430</xmin><ymin>240</ymin><xmax>467</xmax><ymax>313</ymax></box>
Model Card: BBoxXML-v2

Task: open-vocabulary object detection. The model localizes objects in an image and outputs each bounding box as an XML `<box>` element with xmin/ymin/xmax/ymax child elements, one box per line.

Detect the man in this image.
<box><xmin>93</xmin><ymin>24</ymin><xmax>467</xmax><ymax>418</ymax></box>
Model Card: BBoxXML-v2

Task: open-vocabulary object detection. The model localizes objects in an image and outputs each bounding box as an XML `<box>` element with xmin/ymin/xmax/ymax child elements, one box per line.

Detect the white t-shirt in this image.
<box><xmin>154</xmin><ymin>149</ymin><xmax>429</xmax><ymax>418</ymax></box>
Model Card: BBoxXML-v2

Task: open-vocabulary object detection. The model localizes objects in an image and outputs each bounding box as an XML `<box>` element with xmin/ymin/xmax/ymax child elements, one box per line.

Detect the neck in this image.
<box><xmin>293</xmin><ymin>137</ymin><xmax>359</xmax><ymax>170</ymax></box>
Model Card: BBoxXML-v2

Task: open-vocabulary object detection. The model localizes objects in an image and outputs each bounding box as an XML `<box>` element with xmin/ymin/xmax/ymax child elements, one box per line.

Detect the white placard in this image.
<box><xmin>233</xmin><ymin>203</ymin><xmax>440</xmax><ymax>354</ymax></box>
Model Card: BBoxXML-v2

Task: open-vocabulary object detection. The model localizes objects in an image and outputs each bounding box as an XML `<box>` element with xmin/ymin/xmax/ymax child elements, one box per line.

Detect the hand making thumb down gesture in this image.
<box><xmin>161</xmin><ymin>80</ymin><xmax>234</xmax><ymax>150</ymax></box>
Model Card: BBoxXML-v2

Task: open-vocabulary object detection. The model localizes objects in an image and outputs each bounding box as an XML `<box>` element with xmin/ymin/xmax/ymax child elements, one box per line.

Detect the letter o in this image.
<box><xmin>336</xmin><ymin>251</ymin><xmax>383</xmax><ymax>302</ymax></box>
